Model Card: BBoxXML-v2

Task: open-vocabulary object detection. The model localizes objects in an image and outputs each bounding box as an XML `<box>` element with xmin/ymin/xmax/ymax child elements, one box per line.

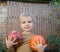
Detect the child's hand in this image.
<box><xmin>32</xmin><ymin>40</ymin><xmax>47</xmax><ymax>52</ymax></box>
<box><xmin>6</xmin><ymin>35</ymin><xmax>17</xmax><ymax>49</ymax></box>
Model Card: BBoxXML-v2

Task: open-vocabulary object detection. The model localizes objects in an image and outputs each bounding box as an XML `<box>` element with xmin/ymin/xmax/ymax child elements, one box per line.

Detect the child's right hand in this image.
<box><xmin>6</xmin><ymin>35</ymin><xmax>17</xmax><ymax>49</ymax></box>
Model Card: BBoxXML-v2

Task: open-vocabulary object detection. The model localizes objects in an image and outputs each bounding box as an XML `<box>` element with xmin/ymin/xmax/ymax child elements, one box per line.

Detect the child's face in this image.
<box><xmin>20</xmin><ymin>16</ymin><xmax>33</xmax><ymax>32</ymax></box>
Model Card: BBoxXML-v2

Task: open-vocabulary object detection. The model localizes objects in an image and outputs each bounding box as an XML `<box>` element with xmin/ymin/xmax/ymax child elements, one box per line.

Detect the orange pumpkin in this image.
<box><xmin>30</xmin><ymin>35</ymin><xmax>46</xmax><ymax>51</ymax></box>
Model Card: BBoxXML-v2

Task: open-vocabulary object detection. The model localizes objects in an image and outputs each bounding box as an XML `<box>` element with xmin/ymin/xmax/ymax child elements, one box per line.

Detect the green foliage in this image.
<box><xmin>0</xmin><ymin>42</ymin><xmax>6</xmax><ymax>52</ymax></box>
<box><xmin>50</xmin><ymin>0</ymin><xmax>60</xmax><ymax>5</ymax></box>
<box><xmin>47</xmin><ymin>35</ymin><xmax>60</xmax><ymax>52</ymax></box>
<box><xmin>49</xmin><ymin>36</ymin><xmax>60</xmax><ymax>45</ymax></box>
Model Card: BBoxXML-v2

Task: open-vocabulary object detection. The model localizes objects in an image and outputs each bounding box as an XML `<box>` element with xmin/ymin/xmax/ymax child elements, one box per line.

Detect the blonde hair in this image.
<box><xmin>19</xmin><ymin>12</ymin><xmax>34</xmax><ymax>22</ymax></box>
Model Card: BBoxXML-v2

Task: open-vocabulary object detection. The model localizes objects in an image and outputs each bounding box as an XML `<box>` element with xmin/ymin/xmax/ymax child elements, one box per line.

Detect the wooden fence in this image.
<box><xmin>6</xmin><ymin>1</ymin><xmax>60</xmax><ymax>38</ymax></box>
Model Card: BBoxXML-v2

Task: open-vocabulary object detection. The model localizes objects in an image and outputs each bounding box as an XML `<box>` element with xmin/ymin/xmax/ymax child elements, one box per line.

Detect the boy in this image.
<box><xmin>6</xmin><ymin>12</ymin><xmax>46</xmax><ymax>52</ymax></box>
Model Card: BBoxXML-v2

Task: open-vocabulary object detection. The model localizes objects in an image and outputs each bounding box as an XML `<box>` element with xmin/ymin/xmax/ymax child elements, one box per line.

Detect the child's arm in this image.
<box><xmin>6</xmin><ymin>47</ymin><xmax>15</xmax><ymax>52</ymax></box>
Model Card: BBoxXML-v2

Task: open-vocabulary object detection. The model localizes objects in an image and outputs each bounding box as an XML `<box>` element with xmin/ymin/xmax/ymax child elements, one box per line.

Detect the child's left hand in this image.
<box><xmin>32</xmin><ymin>40</ymin><xmax>47</xmax><ymax>52</ymax></box>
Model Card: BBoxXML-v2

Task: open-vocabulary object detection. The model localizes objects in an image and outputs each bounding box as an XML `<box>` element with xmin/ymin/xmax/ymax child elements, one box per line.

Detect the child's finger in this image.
<box><xmin>32</xmin><ymin>42</ymin><xmax>37</xmax><ymax>46</ymax></box>
<box><xmin>12</xmin><ymin>38</ymin><xmax>16</xmax><ymax>42</ymax></box>
<box><xmin>7</xmin><ymin>35</ymin><xmax>11</xmax><ymax>40</ymax></box>
<box><xmin>40</xmin><ymin>40</ymin><xmax>43</xmax><ymax>45</ymax></box>
<box><xmin>13</xmin><ymin>42</ymin><xmax>18</xmax><ymax>45</ymax></box>
<box><xmin>32</xmin><ymin>46</ymin><xmax>37</xmax><ymax>49</ymax></box>
<box><xmin>36</xmin><ymin>39</ymin><xmax>39</xmax><ymax>45</ymax></box>
<box><xmin>38</xmin><ymin>40</ymin><xmax>43</xmax><ymax>47</ymax></box>
<box><xmin>6</xmin><ymin>38</ymin><xmax>7</xmax><ymax>43</ymax></box>
<box><xmin>44</xmin><ymin>44</ymin><xmax>47</xmax><ymax>48</ymax></box>
<box><xmin>10</xmin><ymin>35</ymin><xmax>12</xmax><ymax>41</ymax></box>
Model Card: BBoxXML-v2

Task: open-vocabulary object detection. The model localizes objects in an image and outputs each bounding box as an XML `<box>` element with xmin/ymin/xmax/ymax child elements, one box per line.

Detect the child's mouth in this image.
<box><xmin>24</xmin><ymin>27</ymin><xmax>30</xmax><ymax>29</ymax></box>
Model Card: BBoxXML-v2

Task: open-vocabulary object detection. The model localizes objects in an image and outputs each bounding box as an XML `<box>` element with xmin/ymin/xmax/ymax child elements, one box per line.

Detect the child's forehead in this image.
<box><xmin>20</xmin><ymin>16</ymin><xmax>32</xmax><ymax>20</ymax></box>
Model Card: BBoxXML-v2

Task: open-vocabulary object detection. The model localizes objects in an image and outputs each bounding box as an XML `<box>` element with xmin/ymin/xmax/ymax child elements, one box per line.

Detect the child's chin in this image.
<box><xmin>25</xmin><ymin>29</ymin><xmax>32</xmax><ymax>32</ymax></box>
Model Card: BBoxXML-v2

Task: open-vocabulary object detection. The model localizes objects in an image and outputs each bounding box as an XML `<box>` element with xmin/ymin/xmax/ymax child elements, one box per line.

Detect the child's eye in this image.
<box><xmin>22</xmin><ymin>21</ymin><xmax>26</xmax><ymax>24</ymax></box>
<box><xmin>28</xmin><ymin>21</ymin><xmax>32</xmax><ymax>23</ymax></box>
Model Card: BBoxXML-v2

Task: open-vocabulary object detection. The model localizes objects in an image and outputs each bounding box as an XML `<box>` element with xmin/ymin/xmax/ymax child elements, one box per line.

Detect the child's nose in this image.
<box><xmin>26</xmin><ymin>22</ymin><xmax>29</xmax><ymax>26</ymax></box>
